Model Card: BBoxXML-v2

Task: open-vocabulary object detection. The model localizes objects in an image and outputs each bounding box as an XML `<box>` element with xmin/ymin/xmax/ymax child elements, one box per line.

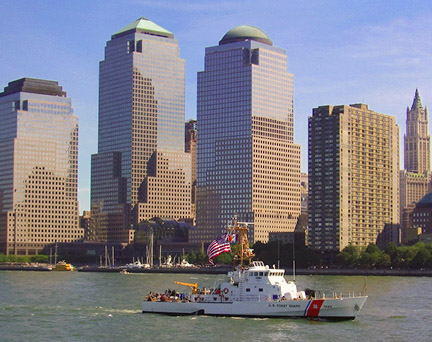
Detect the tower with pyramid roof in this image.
<box><xmin>404</xmin><ymin>89</ymin><xmax>430</xmax><ymax>173</ymax></box>
<box><xmin>400</xmin><ymin>89</ymin><xmax>432</xmax><ymax>243</ymax></box>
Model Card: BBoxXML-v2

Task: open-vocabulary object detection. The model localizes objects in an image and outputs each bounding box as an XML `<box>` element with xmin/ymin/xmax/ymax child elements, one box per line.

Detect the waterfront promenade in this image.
<box><xmin>2</xmin><ymin>263</ymin><xmax>432</xmax><ymax>276</ymax></box>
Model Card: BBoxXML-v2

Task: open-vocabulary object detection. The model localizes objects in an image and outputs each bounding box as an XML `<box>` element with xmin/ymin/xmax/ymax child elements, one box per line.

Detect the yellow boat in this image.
<box><xmin>53</xmin><ymin>261</ymin><xmax>74</xmax><ymax>271</ymax></box>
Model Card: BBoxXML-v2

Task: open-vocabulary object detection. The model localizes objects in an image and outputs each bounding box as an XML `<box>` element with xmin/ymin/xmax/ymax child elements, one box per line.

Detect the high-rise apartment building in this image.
<box><xmin>400</xmin><ymin>89</ymin><xmax>431</xmax><ymax>242</ymax></box>
<box><xmin>91</xmin><ymin>17</ymin><xmax>191</xmax><ymax>242</ymax></box>
<box><xmin>0</xmin><ymin>78</ymin><xmax>83</xmax><ymax>255</ymax></box>
<box><xmin>308</xmin><ymin>104</ymin><xmax>399</xmax><ymax>251</ymax></box>
<box><xmin>193</xmin><ymin>25</ymin><xmax>301</xmax><ymax>244</ymax></box>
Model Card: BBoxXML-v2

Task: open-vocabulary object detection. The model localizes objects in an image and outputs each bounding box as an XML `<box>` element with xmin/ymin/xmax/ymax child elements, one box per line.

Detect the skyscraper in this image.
<box><xmin>405</xmin><ymin>89</ymin><xmax>430</xmax><ymax>173</ymax></box>
<box><xmin>0</xmin><ymin>78</ymin><xmax>82</xmax><ymax>255</ymax></box>
<box><xmin>193</xmin><ymin>25</ymin><xmax>301</xmax><ymax>244</ymax></box>
<box><xmin>308</xmin><ymin>104</ymin><xmax>399</xmax><ymax>251</ymax></box>
<box><xmin>400</xmin><ymin>89</ymin><xmax>431</xmax><ymax>242</ymax></box>
<box><xmin>91</xmin><ymin>17</ymin><xmax>191</xmax><ymax>242</ymax></box>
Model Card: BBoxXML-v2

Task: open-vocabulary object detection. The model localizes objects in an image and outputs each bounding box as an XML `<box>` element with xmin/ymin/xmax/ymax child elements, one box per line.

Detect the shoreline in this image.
<box><xmin>2</xmin><ymin>264</ymin><xmax>432</xmax><ymax>276</ymax></box>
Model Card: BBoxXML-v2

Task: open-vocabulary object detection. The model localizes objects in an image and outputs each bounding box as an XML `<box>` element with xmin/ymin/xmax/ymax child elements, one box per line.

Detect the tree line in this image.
<box><xmin>184</xmin><ymin>241</ymin><xmax>432</xmax><ymax>269</ymax></box>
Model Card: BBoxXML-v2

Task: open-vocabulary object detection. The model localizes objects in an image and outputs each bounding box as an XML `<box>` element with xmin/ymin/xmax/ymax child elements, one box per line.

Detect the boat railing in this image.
<box><xmin>309</xmin><ymin>291</ymin><xmax>365</xmax><ymax>299</ymax></box>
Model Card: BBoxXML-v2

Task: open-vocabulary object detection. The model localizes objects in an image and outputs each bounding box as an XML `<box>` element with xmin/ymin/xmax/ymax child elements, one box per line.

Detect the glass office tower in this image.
<box><xmin>0</xmin><ymin>78</ymin><xmax>82</xmax><ymax>255</ymax></box>
<box><xmin>92</xmin><ymin>17</ymin><xmax>191</xmax><ymax>242</ymax></box>
<box><xmin>194</xmin><ymin>26</ymin><xmax>301</xmax><ymax>244</ymax></box>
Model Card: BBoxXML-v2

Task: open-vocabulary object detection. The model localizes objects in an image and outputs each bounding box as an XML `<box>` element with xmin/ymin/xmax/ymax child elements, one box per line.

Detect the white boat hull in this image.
<box><xmin>142</xmin><ymin>296</ymin><xmax>367</xmax><ymax>320</ymax></box>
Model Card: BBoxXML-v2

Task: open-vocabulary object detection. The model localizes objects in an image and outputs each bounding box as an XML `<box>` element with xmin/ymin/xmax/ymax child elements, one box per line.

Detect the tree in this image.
<box><xmin>376</xmin><ymin>252</ymin><xmax>391</xmax><ymax>268</ymax></box>
<box><xmin>397</xmin><ymin>246</ymin><xmax>417</xmax><ymax>268</ymax></box>
<box><xmin>187</xmin><ymin>250</ymin><xmax>197</xmax><ymax>263</ymax></box>
<box><xmin>195</xmin><ymin>250</ymin><xmax>207</xmax><ymax>264</ymax></box>
<box><xmin>410</xmin><ymin>246</ymin><xmax>432</xmax><ymax>269</ymax></box>
<box><xmin>365</xmin><ymin>244</ymin><xmax>380</xmax><ymax>254</ymax></box>
<box><xmin>359</xmin><ymin>252</ymin><xmax>376</xmax><ymax>269</ymax></box>
<box><xmin>384</xmin><ymin>242</ymin><xmax>399</xmax><ymax>266</ymax></box>
<box><xmin>213</xmin><ymin>252</ymin><xmax>233</xmax><ymax>265</ymax></box>
<box><xmin>337</xmin><ymin>244</ymin><xmax>360</xmax><ymax>267</ymax></box>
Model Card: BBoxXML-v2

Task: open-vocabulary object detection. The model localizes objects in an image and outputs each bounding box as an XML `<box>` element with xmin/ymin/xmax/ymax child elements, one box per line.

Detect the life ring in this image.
<box><xmin>223</xmin><ymin>288</ymin><xmax>229</xmax><ymax>294</ymax></box>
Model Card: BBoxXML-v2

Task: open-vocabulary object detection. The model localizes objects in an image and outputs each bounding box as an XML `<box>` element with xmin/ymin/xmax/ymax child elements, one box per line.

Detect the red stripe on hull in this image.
<box><xmin>306</xmin><ymin>299</ymin><xmax>324</xmax><ymax>317</ymax></box>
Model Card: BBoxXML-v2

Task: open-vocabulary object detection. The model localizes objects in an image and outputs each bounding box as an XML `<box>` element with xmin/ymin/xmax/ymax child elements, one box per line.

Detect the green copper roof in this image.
<box><xmin>219</xmin><ymin>25</ymin><xmax>272</xmax><ymax>46</ymax></box>
<box><xmin>112</xmin><ymin>17</ymin><xmax>174</xmax><ymax>39</ymax></box>
<box><xmin>411</xmin><ymin>88</ymin><xmax>424</xmax><ymax>110</ymax></box>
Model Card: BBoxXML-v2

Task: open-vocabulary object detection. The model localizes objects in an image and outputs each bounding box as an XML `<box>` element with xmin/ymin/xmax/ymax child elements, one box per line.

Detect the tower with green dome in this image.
<box><xmin>91</xmin><ymin>17</ymin><xmax>192</xmax><ymax>242</ymax></box>
<box><xmin>193</xmin><ymin>25</ymin><xmax>301</xmax><ymax>244</ymax></box>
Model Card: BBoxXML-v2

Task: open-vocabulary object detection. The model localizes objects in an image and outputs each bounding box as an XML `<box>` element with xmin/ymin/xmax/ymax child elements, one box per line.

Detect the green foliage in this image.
<box><xmin>213</xmin><ymin>252</ymin><xmax>233</xmax><ymax>265</ymax></box>
<box><xmin>336</xmin><ymin>245</ymin><xmax>360</xmax><ymax>267</ymax></box>
<box><xmin>384</xmin><ymin>242</ymin><xmax>398</xmax><ymax>260</ymax></box>
<box><xmin>0</xmin><ymin>254</ymin><xmax>48</xmax><ymax>263</ymax></box>
<box><xmin>186</xmin><ymin>250</ymin><xmax>197</xmax><ymax>263</ymax></box>
<box><xmin>217</xmin><ymin>239</ymin><xmax>432</xmax><ymax>270</ymax></box>
<box><xmin>29</xmin><ymin>255</ymin><xmax>49</xmax><ymax>263</ymax></box>
<box><xmin>185</xmin><ymin>249</ymin><xmax>208</xmax><ymax>265</ymax></box>
<box><xmin>195</xmin><ymin>250</ymin><xmax>207</xmax><ymax>264</ymax></box>
<box><xmin>333</xmin><ymin>242</ymin><xmax>432</xmax><ymax>269</ymax></box>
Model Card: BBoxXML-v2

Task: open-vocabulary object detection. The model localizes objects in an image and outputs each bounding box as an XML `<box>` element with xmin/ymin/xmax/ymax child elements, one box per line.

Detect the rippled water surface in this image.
<box><xmin>1</xmin><ymin>271</ymin><xmax>431</xmax><ymax>342</ymax></box>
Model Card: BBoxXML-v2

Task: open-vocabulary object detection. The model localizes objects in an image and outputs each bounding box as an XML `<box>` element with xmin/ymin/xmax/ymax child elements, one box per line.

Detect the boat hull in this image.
<box><xmin>142</xmin><ymin>296</ymin><xmax>367</xmax><ymax>320</ymax></box>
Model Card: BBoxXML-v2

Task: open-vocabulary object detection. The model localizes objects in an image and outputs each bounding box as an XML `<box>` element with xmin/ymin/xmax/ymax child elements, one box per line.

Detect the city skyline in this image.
<box><xmin>1</xmin><ymin>1</ymin><xmax>431</xmax><ymax>213</ymax></box>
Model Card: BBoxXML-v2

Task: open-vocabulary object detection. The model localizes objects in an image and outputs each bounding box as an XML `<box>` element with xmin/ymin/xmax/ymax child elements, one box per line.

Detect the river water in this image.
<box><xmin>0</xmin><ymin>271</ymin><xmax>431</xmax><ymax>342</ymax></box>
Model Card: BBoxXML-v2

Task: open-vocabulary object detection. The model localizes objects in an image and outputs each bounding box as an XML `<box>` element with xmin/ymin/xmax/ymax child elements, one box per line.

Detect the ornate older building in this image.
<box><xmin>405</xmin><ymin>89</ymin><xmax>430</xmax><ymax>173</ymax></box>
<box><xmin>193</xmin><ymin>26</ymin><xmax>301</xmax><ymax>244</ymax></box>
<box><xmin>0</xmin><ymin>78</ymin><xmax>83</xmax><ymax>254</ymax></box>
<box><xmin>400</xmin><ymin>90</ymin><xmax>431</xmax><ymax>243</ymax></box>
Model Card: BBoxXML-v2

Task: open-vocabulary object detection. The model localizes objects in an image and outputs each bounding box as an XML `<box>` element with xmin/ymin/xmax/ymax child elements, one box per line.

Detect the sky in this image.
<box><xmin>1</xmin><ymin>0</ymin><xmax>431</xmax><ymax>213</ymax></box>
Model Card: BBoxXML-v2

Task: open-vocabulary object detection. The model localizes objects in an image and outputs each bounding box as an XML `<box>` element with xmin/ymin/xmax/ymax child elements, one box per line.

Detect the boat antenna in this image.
<box><xmin>277</xmin><ymin>239</ymin><xmax>280</xmax><ymax>269</ymax></box>
<box><xmin>292</xmin><ymin>236</ymin><xmax>296</xmax><ymax>282</ymax></box>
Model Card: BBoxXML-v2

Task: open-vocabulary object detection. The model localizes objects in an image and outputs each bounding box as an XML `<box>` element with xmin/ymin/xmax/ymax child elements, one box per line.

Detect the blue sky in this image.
<box><xmin>1</xmin><ymin>0</ymin><xmax>431</xmax><ymax>213</ymax></box>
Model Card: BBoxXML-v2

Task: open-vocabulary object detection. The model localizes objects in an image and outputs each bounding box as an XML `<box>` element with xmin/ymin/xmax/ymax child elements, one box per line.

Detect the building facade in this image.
<box><xmin>91</xmin><ymin>17</ymin><xmax>192</xmax><ymax>242</ymax></box>
<box><xmin>308</xmin><ymin>104</ymin><xmax>399</xmax><ymax>251</ymax></box>
<box><xmin>409</xmin><ymin>192</ymin><xmax>432</xmax><ymax>243</ymax></box>
<box><xmin>400</xmin><ymin>90</ymin><xmax>431</xmax><ymax>243</ymax></box>
<box><xmin>0</xmin><ymin>78</ymin><xmax>83</xmax><ymax>255</ymax></box>
<box><xmin>300</xmin><ymin>172</ymin><xmax>308</xmax><ymax>215</ymax></box>
<box><xmin>185</xmin><ymin>120</ymin><xmax>197</xmax><ymax>224</ymax></box>
<box><xmin>193</xmin><ymin>25</ymin><xmax>301</xmax><ymax>244</ymax></box>
<box><xmin>404</xmin><ymin>89</ymin><xmax>430</xmax><ymax>174</ymax></box>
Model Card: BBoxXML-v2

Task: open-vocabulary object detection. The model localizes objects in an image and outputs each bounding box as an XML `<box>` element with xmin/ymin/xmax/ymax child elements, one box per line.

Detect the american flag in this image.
<box><xmin>207</xmin><ymin>234</ymin><xmax>232</xmax><ymax>265</ymax></box>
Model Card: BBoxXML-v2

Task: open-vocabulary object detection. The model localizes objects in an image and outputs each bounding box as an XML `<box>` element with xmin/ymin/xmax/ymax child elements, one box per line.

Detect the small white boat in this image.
<box><xmin>142</xmin><ymin>220</ymin><xmax>367</xmax><ymax>320</ymax></box>
<box><xmin>176</xmin><ymin>259</ymin><xmax>195</xmax><ymax>268</ymax></box>
<box><xmin>125</xmin><ymin>260</ymin><xmax>150</xmax><ymax>269</ymax></box>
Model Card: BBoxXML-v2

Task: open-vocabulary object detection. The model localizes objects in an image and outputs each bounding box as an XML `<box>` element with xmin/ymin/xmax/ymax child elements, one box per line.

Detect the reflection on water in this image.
<box><xmin>1</xmin><ymin>272</ymin><xmax>431</xmax><ymax>342</ymax></box>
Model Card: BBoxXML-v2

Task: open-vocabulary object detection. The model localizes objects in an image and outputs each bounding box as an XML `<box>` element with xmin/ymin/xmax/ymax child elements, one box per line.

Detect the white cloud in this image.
<box><xmin>345</xmin><ymin>16</ymin><xmax>432</xmax><ymax>65</ymax></box>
